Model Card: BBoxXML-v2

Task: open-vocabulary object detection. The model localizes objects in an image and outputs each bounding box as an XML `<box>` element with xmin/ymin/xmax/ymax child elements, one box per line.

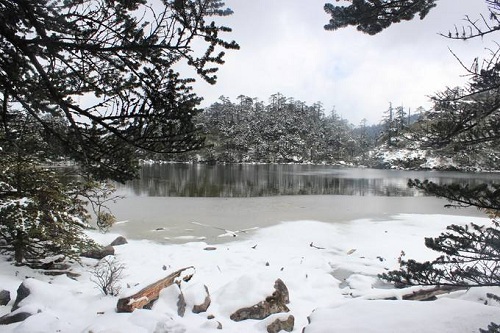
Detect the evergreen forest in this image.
<box><xmin>144</xmin><ymin>95</ymin><xmax>500</xmax><ymax>172</ymax></box>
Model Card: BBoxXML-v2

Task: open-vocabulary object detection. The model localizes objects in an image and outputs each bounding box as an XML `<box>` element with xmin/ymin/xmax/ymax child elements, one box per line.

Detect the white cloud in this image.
<box><xmin>193</xmin><ymin>0</ymin><xmax>491</xmax><ymax>124</ymax></box>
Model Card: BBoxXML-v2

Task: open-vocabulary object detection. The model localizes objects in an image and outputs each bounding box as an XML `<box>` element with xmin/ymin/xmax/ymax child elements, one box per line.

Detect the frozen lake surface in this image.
<box><xmin>108</xmin><ymin>164</ymin><xmax>500</xmax><ymax>242</ymax></box>
<box><xmin>116</xmin><ymin>163</ymin><xmax>500</xmax><ymax>197</ymax></box>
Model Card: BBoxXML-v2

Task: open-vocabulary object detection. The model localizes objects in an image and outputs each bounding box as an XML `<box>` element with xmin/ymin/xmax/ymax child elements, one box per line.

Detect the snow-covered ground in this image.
<box><xmin>1</xmin><ymin>214</ymin><xmax>499</xmax><ymax>332</ymax></box>
<box><xmin>368</xmin><ymin>145</ymin><xmax>500</xmax><ymax>172</ymax></box>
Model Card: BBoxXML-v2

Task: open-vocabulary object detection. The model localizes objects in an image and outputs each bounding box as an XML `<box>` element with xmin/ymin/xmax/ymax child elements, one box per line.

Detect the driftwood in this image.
<box><xmin>116</xmin><ymin>266</ymin><xmax>194</xmax><ymax>313</ymax></box>
<box><xmin>402</xmin><ymin>285</ymin><xmax>467</xmax><ymax>301</ymax></box>
<box><xmin>384</xmin><ymin>285</ymin><xmax>467</xmax><ymax>301</ymax></box>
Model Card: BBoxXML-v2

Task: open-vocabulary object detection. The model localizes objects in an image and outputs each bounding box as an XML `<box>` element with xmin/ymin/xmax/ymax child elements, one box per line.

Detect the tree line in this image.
<box><xmin>155</xmin><ymin>93</ymin><xmax>370</xmax><ymax>164</ymax></box>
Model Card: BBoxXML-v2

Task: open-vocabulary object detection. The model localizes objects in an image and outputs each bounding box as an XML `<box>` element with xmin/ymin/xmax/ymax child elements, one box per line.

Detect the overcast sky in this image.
<box><xmin>193</xmin><ymin>0</ymin><xmax>491</xmax><ymax>125</ymax></box>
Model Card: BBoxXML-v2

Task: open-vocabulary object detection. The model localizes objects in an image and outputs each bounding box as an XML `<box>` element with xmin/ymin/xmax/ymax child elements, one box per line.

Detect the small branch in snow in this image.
<box><xmin>309</xmin><ymin>242</ymin><xmax>325</xmax><ymax>250</ymax></box>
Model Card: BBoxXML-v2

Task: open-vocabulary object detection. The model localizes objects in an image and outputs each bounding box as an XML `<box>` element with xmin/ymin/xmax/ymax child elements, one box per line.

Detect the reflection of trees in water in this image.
<box><xmin>116</xmin><ymin>164</ymin><xmax>499</xmax><ymax>198</ymax></box>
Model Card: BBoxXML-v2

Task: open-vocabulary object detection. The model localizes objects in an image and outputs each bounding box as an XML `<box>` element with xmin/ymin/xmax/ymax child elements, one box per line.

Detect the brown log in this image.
<box><xmin>402</xmin><ymin>285</ymin><xmax>467</xmax><ymax>301</ymax></box>
<box><xmin>116</xmin><ymin>266</ymin><xmax>194</xmax><ymax>313</ymax></box>
<box><xmin>383</xmin><ymin>285</ymin><xmax>467</xmax><ymax>301</ymax></box>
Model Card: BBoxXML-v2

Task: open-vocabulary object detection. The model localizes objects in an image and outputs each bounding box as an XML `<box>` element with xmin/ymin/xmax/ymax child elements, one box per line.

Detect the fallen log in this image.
<box><xmin>116</xmin><ymin>266</ymin><xmax>194</xmax><ymax>313</ymax></box>
<box><xmin>402</xmin><ymin>285</ymin><xmax>467</xmax><ymax>301</ymax></box>
<box><xmin>382</xmin><ymin>285</ymin><xmax>468</xmax><ymax>301</ymax></box>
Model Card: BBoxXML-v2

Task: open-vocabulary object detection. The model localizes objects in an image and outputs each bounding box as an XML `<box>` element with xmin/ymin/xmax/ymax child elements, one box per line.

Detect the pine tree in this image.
<box><xmin>356</xmin><ymin>118</ymin><xmax>370</xmax><ymax>159</ymax></box>
<box><xmin>0</xmin><ymin>0</ymin><xmax>239</xmax><ymax>263</ymax></box>
<box><xmin>0</xmin><ymin>153</ymin><xmax>97</xmax><ymax>265</ymax></box>
<box><xmin>381</xmin><ymin>103</ymin><xmax>396</xmax><ymax>146</ymax></box>
<box><xmin>380</xmin><ymin>180</ymin><xmax>500</xmax><ymax>287</ymax></box>
<box><xmin>324</xmin><ymin>0</ymin><xmax>437</xmax><ymax>35</ymax></box>
<box><xmin>0</xmin><ymin>0</ymin><xmax>238</xmax><ymax>181</ymax></box>
<box><xmin>0</xmin><ymin>111</ymin><xmax>105</xmax><ymax>264</ymax></box>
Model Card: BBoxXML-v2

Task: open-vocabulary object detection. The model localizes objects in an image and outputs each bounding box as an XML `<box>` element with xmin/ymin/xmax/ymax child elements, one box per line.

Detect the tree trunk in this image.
<box><xmin>13</xmin><ymin>230</ymin><xmax>25</xmax><ymax>265</ymax></box>
<box><xmin>116</xmin><ymin>266</ymin><xmax>194</xmax><ymax>313</ymax></box>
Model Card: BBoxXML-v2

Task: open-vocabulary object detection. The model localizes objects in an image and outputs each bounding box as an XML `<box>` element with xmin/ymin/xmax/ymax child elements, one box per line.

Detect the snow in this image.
<box><xmin>1</xmin><ymin>214</ymin><xmax>500</xmax><ymax>332</ymax></box>
<box><xmin>306</xmin><ymin>298</ymin><xmax>500</xmax><ymax>333</ymax></box>
<box><xmin>369</xmin><ymin>145</ymin><xmax>500</xmax><ymax>172</ymax></box>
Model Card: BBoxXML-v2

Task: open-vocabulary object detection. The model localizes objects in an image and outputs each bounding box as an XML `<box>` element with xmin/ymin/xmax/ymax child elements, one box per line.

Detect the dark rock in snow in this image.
<box><xmin>192</xmin><ymin>285</ymin><xmax>211</xmax><ymax>314</ymax></box>
<box><xmin>109</xmin><ymin>236</ymin><xmax>128</xmax><ymax>246</ymax></box>
<box><xmin>267</xmin><ymin>315</ymin><xmax>295</xmax><ymax>333</ymax></box>
<box><xmin>0</xmin><ymin>281</ymin><xmax>41</xmax><ymax>324</ymax></box>
<box><xmin>230</xmin><ymin>279</ymin><xmax>290</xmax><ymax>322</ymax></box>
<box><xmin>0</xmin><ymin>290</ymin><xmax>10</xmax><ymax>306</ymax></box>
<box><xmin>177</xmin><ymin>290</ymin><xmax>186</xmax><ymax>317</ymax></box>
<box><xmin>12</xmin><ymin>281</ymin><xmax>31</xmax><ymax>311</ymax></box>
<box><xmin>1</xmin><ymin>279</ymin><xmax>44</xmax><ymax>325</ymax></box>
<box><xmin>81</xmin><ymin>245</ymin><xmax>115</xmax><ymax>259</ymax></box>
<box><xmin>273</xmin><ymin>279</ymin><xmax>289</xmax><ymax>304</ymax></box>
<box><xmin>0</xmin><ymin>311</ymin><xmax>33</xmax><ymax>325</ymax></box>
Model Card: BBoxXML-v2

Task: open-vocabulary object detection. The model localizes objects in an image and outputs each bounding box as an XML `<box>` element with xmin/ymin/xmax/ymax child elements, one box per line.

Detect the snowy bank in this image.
<box><xmin>1</xmin><ymin>214</ymin><xmax>499</xmax><ymax>332</ymax></box>
<box><xmin>367</xmin><ymin>146</ymin><xmax>500</xmax><ymax>172</ymax></box>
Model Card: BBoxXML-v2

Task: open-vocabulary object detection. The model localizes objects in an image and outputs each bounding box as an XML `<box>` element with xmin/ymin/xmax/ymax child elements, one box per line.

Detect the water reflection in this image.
<box><xmin>115</xmin><ymin>164</ymin><xmax>500</xmax><ymax>197</ymax></box>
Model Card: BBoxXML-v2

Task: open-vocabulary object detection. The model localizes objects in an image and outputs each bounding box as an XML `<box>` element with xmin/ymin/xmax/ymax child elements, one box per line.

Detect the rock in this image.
<box><xmin>201</xmin><ymin>319</ymin><xmax>222</xmax><ymax>330</ymax></box>
<box><xmin>230</xmin><ymin>279</ymin><xmax>290</xmax><ymax>322</ymax></box>
<box><xmin>192</xmin><ymin>285</ymin><xmax>211</xmax><ymax>314</ymax></box>
<box><xmin>110</xmin><ymin>236</ymin><xmax>128</xmax><ymax>246</ymax></box>
<box><xmin>267</xmin><ymin>315</ymin><xmax>294</xmax><ymax>333</ymax></box>
<box><xmin>12</xmin><ymin>281</ymin><xmax>31</xmax><ymax>311</ymax></box>
<box><xmin>0</xmin><ymin>311</ymin><xmax>32</xmax><ymax>325</ymax></box>
<box><xmin>177</xmin><ymin>290</ymin><xmax>186</xmax><ymax>317</ymax></box>
<box><xmin>1</xmin><ymin>280</ymin><xmax>40</xmax><ymax>324</ymax></box>
<box><xmin>81</xmin><ymin>245</ymin><xmax>115</xmax><ymax>259</ymax></box>
<box><xmin>273</xmin><ymin>279</ymin><xmax>289</xmax><ymax>304</ymax></box>
<box><xmin>0</xmin><ymin>290</ymin><xmax>10</xmax><ymax>306</ymax></box>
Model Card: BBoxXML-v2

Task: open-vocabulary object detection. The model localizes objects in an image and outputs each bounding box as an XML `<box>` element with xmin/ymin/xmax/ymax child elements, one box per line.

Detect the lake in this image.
<box><xmin>108</xmin><ymin>164</ymin><xmax>500</xmax><ymax>243</ymax></box>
